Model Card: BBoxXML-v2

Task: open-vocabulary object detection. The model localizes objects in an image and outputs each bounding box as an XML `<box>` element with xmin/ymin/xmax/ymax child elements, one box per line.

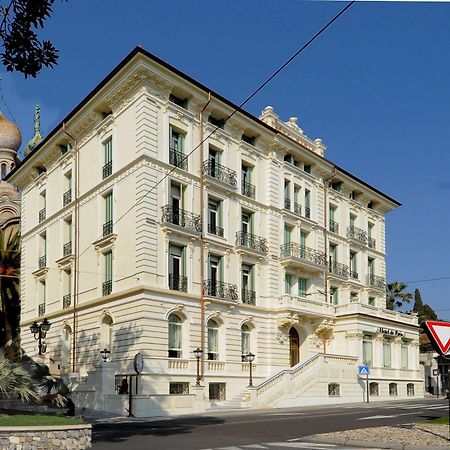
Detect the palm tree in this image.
<box><xmin>0</xmin><ymin>229</ymin><xmax>20</xmax><ymax>352</ymax></box>
<box><xmin>386</xmin><ymin>282</ymin><xmax>413</xmax><ymax>310</ymax></box>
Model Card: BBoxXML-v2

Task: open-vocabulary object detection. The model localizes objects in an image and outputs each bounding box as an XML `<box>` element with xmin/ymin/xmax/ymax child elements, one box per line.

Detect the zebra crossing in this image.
<box><xmin>202</xmin><ymin>442</ymin><xmax>382</xmax><ymax>450</ymax></box>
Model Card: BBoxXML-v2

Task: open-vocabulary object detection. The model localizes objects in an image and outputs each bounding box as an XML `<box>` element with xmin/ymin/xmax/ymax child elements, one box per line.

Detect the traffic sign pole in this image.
<box><xmin>366</xmin><ymin>372</ymin><xmax>369</xmax><ymax>403</ymax></box>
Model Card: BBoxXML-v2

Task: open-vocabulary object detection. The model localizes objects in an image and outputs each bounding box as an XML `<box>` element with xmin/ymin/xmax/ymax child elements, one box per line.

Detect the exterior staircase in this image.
<box><xmin>208</xmin><ymin>389</ymin><xmax>251</xmax><ymax>410</ymax></box>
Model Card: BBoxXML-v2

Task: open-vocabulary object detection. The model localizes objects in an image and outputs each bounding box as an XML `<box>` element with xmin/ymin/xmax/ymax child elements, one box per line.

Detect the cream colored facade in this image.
<box><xmin>10</xmin><ymin>48</ymin><xmax>422</xmax><ymax>416</ymax></box>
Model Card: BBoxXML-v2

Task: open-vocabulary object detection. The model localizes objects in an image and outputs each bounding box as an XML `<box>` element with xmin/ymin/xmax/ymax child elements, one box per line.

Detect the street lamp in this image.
<box><xmin>30</xmin><ymin>318</ymin><xmax>51</xmax><ymax>355</ymax></box>
<box><xmin>246</xmin><ymin>352</ymin><xmax>255</xmax><ymax>387</ymax></box>
<box><xmin>100</xmin><ymin>348</ymin><xmax>111</xmax><ymax>362</ymax></box>
<box><xmin>194</xmin><ymin>347</ymin><xmax>203</xmax><ymax>386</ymax></box>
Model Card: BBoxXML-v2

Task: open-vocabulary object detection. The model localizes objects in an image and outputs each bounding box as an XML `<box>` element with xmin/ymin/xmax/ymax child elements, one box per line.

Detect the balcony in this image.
<box><xmin>284</xmin><ymin>198</ymin><xmax>291</xmax><ymax>210</ymax></box>
<box><xmin>38</xmin><ymin>255</ymin><xmax>47</xmax><ymax>269</ymax></box>
<box><xmin>169</xmin><ymin>148</ymin><xmax>188</xmax><ymax>171</ymax></box>
<box><xmin>367</xmin><ymin>274</ymin><xmax>385</xmax><ymax>290</ymax></box>
<box><xmin>368</xmin><ymin>237</ymin><xmax>376</xmax><ymax>249</ymax></box>
<box><xmin>102</xmin><ymin>280</ymin><xmax>112</xmax><ymax>296</ymax></box>
<box><xmin>236</xmin><ymin>231</ymin><xmax>268</xmax><ymax>253</ymax></box>
<box><xmin>39</xmin><ymin>208</ymin><xmax>46</xmax><ymax>223</ymax></box>
<box><xmin>304</xmin><ymin>206</ymin><xmax>311</xmax><ymax>219</ymax></box>
<box><xmin>103</xmin><ymin>220</ymin><xmax>113</xmax><ymax>237</ymax></box>
<box><xmin>63</xmin><ymin>189</ymin><xmax>72</xmax><ymax>206</ymax></box>
<box><xmin>294</xmin><ymin>203</ymin><xmax>302</xmax><ymax>215</ymax></box>
<box><xmin>242</xmin><ymin>180</ymin><xmax>255</xmax><ymax>199</ymax></box>
<box><xmin>347</xmin><ymin>226</ymin><xmax>368</xmax><ymax>245</ymax></box>
<box><xmin>207</xmin><ymin>223</ymin><xmax>224</xmax><ymax>237</ymax></box>
<box><xmin>169</xmin><ymin>274</ymin><xmax>188</xmax><ymax>293</ymax></box>
<box><xmin>242</xmin><ymin>289</ymin><xmax>256</xmax><ymax>305</ymax></box>
<box><xmin>203</xmin><ymin>279</ymin><xmax>238</xmax><ymax>302</ymax></box>
<box><xmin>63</xmin><ymin>294</ymin><xmax>71</xmax><ymax>309</ymax></box>
<box><xmin>102</xmin><ymin>161</ymin><xmax>112</xmax><ymax>179</ymax></box>
<box><xmin>349</xmin><ymin>270</ymin><xmax>359</xmax><ymax>280</ymax></box>
<box><xmin>63</xmin><ymin>241</ymin><xmax>72</xmax><ymax>256</ymax></box>
<box><xmin>329</xmin><ymin>220</ymin><xmax>339</xmax><ymax>234</ymax></box>
<box><xmin>278</xmin><ymin>294</ymin><xmax>335</xmax><ymax>318</ymax></box>
<box><xmin>202</xmin><ymin>160</ymin><xmax>237</xmax><ymax>188</ymax></box>
<box><xmin>280</xmin><ymin>242</ymin><xmax>327</xmax><ymax>271</ymax></box>
<box><xmin>38</xmin><ymin>303</ymin><xmax>45</xmax><ymax>316</ymax></box>
<box><xmin>161</xmin><ymin>205</ymin><xmax>202</xmax><ymax>234</ymax></box>
<box><xmin>329</xmin><ymin>260</ymin><xmax>349</xmax><ymax>278</ymax></box>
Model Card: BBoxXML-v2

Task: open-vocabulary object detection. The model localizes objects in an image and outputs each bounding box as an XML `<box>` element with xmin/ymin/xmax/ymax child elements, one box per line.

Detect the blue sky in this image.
<box><xmin>4</xmin><ymin>1</ymin><xmax>450</xmax><ymax>319</ymax></box>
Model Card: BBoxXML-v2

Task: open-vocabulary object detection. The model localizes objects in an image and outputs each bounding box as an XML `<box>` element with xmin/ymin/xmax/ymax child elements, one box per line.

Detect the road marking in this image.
<box><xmin>286</xmin><ymin>442</ymin><xmax>336</xmax><ymax>446</ymax></box>
<box><xmin>358</xmin><ymin>412</ymin><xmax>418</xmax><ymax>420</ymax></box>
<box><xmin>269</xmin><ymin>413</ymin><xmax>305</xmax><ymax>416</ymax></box>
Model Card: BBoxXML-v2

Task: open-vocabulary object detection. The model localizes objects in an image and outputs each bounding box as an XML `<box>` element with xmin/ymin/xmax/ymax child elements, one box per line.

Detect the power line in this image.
<box><xmin>74</xmin><ymin>0</ymin><xmax>355</xmax><ymax>261</ymax></box>
<box><xmin>0</xmin><ymin>77</ymin><xmax>17</xmax><ymax>124</ymax></box>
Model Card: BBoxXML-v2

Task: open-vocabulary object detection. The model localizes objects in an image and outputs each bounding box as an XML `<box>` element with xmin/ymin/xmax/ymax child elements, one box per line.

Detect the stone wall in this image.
<box><xmin>0</xmin><ymin>424</ymin><xmax>91</xmax><ymax>449</ymax></box>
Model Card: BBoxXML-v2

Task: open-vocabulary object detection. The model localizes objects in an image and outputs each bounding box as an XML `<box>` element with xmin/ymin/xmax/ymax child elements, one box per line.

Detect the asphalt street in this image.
<box><xmin>91</xmin><ymin>397</ymin><xmax>448</xmax><ymax>450</ymax></box>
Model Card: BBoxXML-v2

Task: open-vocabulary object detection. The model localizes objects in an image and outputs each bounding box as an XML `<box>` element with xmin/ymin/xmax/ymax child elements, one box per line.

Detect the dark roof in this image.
<box><xmin>7</xmin><ymin>46</ymin><xmax>401</xmax><ymax>207</ymax></box>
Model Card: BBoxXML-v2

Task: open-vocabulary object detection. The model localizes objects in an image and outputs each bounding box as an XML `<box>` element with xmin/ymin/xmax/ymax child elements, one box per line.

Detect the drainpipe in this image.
<box><xmin>323</xmin><ymin>166</ymin><xmax>338</xmax><ymax>306</ymax></box>
<box><xmin>199</xmin><ymin>93</ymin><xmax>211</xmax><ymax>380</ymax></box>
<box><xmin>62</xmin><ymin>124</ymin><xmax>79</xmax><ymax>373</ymax></box>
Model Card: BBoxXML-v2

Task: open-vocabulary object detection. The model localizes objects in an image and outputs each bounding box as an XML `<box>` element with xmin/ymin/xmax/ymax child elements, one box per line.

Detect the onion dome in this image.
<box><xmin>0</xmin><ymin>112</ymin><xmax>22</xmax><ymax>152</ymax></box>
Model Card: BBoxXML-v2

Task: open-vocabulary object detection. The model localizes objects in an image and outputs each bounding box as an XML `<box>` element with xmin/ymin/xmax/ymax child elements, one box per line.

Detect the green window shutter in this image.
<box><xmin>300</xmin><ymin>231</ymin><xmax>307</xmax><ymax>247</ymax></box>
<box><xmin>284</xmin><ymin>226</ymin><xmax>291</xmax><ymax>244</ymax></box>
<box><xmin>305</xmin><ymin>190</ymin><xmax>310</xmax><ymax>208</ymax></box>
<box><xmin>285</xmin><ymin>274</ymin><xmax>291</xmax><ymax>294</ymax></box>
<box><xmin>105</xmin><ymin>192</ymin><xmax>113</xmax><ymax>222</ymax></box>
<box><xmin>298</xmin><ymin>278</ymin><xmax>307</xmax><ymax>297</ymax></box>
<box><xmin>219</xmin><ymin>256</ymin><xmax>224</xmax><ymax>282</ymax></box>
<box><xmin>105</xmin><ymin>251</ymin><xmax>113</xmax><ymax>282</ymax></box>
<box><xmin>218</xmin><ymin>201</ymin><xmax>223</xmax><ymax>227</ymax></box>
<box><xmin>181</xmin><ymin>247</ymin><xmax>186</xmax><ymax>276</ymax></box>
<box><xmin>104</xmin><ymin>139</ymin><xmax>112</xmax><ymax>165</ymax></box>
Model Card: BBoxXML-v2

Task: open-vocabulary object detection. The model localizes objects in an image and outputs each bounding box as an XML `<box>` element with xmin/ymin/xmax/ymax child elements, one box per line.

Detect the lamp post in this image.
<box><xmin>100</xmin><ymin>348</ymin><xmax>111</xmax><ymax>362</ymax></box>
<box><xmin>193</xmin><ymin>347</ymin><xmax>203</xmax><ymax>386</ymax></box>
<box><xmin>29</xmin><ymin>318</ymin><xmax>51</xmax><ymax>355</ymax></box>
<box><xmin>246</xmin><ymin>352</ymin><xmax>255</xmax><ymax>387</ymax></box>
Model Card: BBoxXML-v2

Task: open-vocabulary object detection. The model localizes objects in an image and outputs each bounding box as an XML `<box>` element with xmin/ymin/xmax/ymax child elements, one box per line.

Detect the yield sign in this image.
<box><xmin>423</xmin><ymin>321</ymin><xmax>450</xmax><ymax>355</ymax></box>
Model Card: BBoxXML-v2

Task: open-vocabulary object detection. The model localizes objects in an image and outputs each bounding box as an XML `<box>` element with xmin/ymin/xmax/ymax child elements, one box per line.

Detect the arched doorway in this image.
<box><xmin>289</xmin><ymin>327</ymin><xmax>300</xmax><ymax>367</ymax></box>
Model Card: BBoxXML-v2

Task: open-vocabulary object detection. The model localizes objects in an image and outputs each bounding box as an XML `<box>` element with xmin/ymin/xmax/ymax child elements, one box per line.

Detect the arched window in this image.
<box><xmin>207</xmin><ymin>319</ymin><xmax>219</xmax><ymax>360</ymax></box>
<box><xmin>60</xmin><ymin>325</ymin><xmax>72</xmax><ymax>372</ymax></box>
<box><xmin>168</xmin><ymin>313</ymin><xmax>182</xmax><ymax>358</ymax></box>
<box><xmin>369</xmin><ymin>382</ymin><xmax>379</xmax><ymax>396</ymax></box>
<box><xmin>1</xmin><ymin>163</ymin><xmax>6</xmax><ymax>180</ymax></box>
<box><xmin>241</xmin><ymin>324</ymin><xmax>251</xmax><ymax>362</ymax></box>
<box><xmin>100</xmin><ymin>315</ymin><xmax>113</xmax><ymax>355</ymax></box>
<box><xmin>389</xmin><ymin>383</ymin><xmax>398</xmax><ymax>396</ymax></box>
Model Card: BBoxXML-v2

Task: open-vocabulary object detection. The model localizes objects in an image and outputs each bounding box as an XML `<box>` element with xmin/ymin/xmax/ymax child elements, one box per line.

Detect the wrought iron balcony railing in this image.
<box><xmin>208</xmin><ymin>223</ymin><xmax>224</xmax><ymax>237</ymax></box>
<box><xmin>304</xmin><ymin>206</ymin><xmax>311</xmax><ymax>219</ymax></box>
<box><xmin>63</xmin><ymin>241</ymin><xmax>72</xmax><ymax>256</ymax></box>
<box><xmin>368</xmin><ymin>237</ymin><xmax>376</xmax><ymax>249</ymax></box>
<box><xmin>347</xmin><ymin>225</ymin><xmax>368</xmax><ymax>244</ymax></box>
<box><xmin>284</xmin><ymin>198</ymin><xmax>291</xmax><ymax>210</ymax></box>
<box><xmin>236</xmin><ymin>231</ymin><xmax>268</xmax><ymax>253</ymax></box>
<box><xmin>203</xmin><ymin>279</ymin><xmax>238</xmax><ymax>302</ymax></box>
<box><xmin>169</xmin><ymin>274</ymin><xmax>188</xmax><ymax>293</ymax></box>
<box><xmin>329</xmin><ymin>260</ymin><xmax>349</xmax><ymax>277</ymax></box>
<box><xmin>161</xmin><ymin>205</ymin><xmax>202</xmax><ymax>232</ymax></box>
<box><xmin>103</xmin><ymin>161</ymin><xmax>112</xmax><ymax>179</ymax></box>
<box><xmin>294</xmin><ymin>203</ymin><xmax>302</xmax><ymax>215</ymax></box>
<box><xmin>38</xmin><ymin>303</ymin><xmax>45</xmax><ymax>316</ymax></box>
<box><xmin>38</xmin><ymin>255</ymin><xmax>47</xmax><ymax>269</ymax></box>
<box><xmin>102</xmin><ymin>280</ymin><xmax>112</xmax><ymax>296</ymax></box>
<box><xmin>280</xmin><ymin>242</ymin><xmax>327</xmax><ymax>267</ymax></box>
<box><xmin>350</xmin><ymin>270</ymin><xmax>359</xmax><ymax>280</ymax></box>
<box><xmin>103</xmin><ymin>220</ymin><xmax>113</xmax><ymax>237</ymax></box>
<box><xmin>63</xmin><ymin>189</ymin><xmax>72</xmax><ymax>206</ymax></box>
<box><xmin>202</xmin><ymin>160</ymin><xmax>237</xmax><ymax>187</ymax></box>
<box><xmin>39</xmin><ymin>208</ymin><xmax>46</xmax><ymax>223</ymax></box>
<box><xmin>242</xmin><ymin>289</ymin><xmax>256</xmax><ymax>305</ymax></box>
<box><xmin>63</xmin><ymin>294</ymin><xmax>71</xmax><ymax>309</ymax></box>
<box><xmin>329</xmin><ymin>220</ymin><xmax>339</xmax><ymax>234</ymax></box>
<box><xmin>367</xmin><ymin>274</ymin><xmax>385</xmax><ymax>289</ymax></box>
<box><xmin>242</xmin><ymin>180</ymin><xmax>255</xmax><ymax>199</ymax></box>
<box><xmin>169</xmin><ymin>147</ymin><xmax>188</xmax><ymax>171</ymax></box>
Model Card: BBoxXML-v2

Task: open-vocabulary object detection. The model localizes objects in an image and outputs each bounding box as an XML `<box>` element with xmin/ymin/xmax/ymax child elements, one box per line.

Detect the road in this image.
<box><xmin>91</xmin><ymin>397</ymin><xmax>448</xmax><ymax>450</ymax></box>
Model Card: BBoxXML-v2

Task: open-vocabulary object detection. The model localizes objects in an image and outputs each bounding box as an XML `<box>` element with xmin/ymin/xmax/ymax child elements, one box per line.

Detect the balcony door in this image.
<box><xmin>170</xmin><ymin>182</ymin><xmax>184</xmax><ymax>225</ymax></box>
<box><xmin>169</xmin><ymin>245</ymin><xmax>184</xmax><ymax>290</ymax></box>
<box><xmin>209</xmin><ymin>148</ymin><xmax>220</xmax><ymax>177</ymax></box>
<box><xmin>289</xmin><ymin>327</ymin><xmax>300</xmax><ymax>367</ymax></box>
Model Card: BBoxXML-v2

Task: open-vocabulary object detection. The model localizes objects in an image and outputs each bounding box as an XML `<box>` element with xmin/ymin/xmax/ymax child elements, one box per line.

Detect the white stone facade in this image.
<box><xmin>9</xmin><ymin>48</ymin><xmax>422</xmax><ymax>416</ymax></box>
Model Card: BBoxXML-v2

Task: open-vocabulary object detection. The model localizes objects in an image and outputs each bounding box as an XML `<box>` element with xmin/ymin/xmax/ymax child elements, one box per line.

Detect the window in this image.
<box><xmin>367</xmin><ymin>201</ymin><xmax>373</xmax><ymax>209</ymax></box>
<box><xmin>369</xmin><ymin>382</ymin><xmax>379</xmax><ymax>396</ymax></box>
<box><xmin>242</xmin><ymin>264</ymin><xmax>255</xmax><ymax>305</ymax></box>
<box><xmin>209</xmin><ymin>382</ymin><xmax>226</xmax><ymax>400</ymax></box>
<box><xmin>1</xmin><ymin>163</ymin><xmax>6</xmax><ymax>179</ymax></box>
<box><xmin>401</xmin><ymin>342</ymin><xmax>409</xmax><ymax>369</ymax></box>
<box><xmin>329</xmin><ymin>205</ymin><xmax>338</xmax><ymax>232</ymax></box>
<box><xmin>208</xmin><ymin>115</ymin><xmax>224</xmax><ymax>129</ymax></box>
<box><xmin>208</xmin><ymin>198</ymin><xmax>223</xmax><ymax>236</ymax></box>
<box><xmin>100</xmin><ymin>314</ymin><xmax>113</xmax><ymax>353</ymax></box>
<box><xmin>103</xmin><ymin>191</ymin><xmax>113</xmax><ymax>236</ymax></box>
<box><xmin>330</xmin><ymin>287</ymin><xmax>338</xmax><ymax>305</ymax></box>
<box><xmin>169</xmin><ymin>245</ymin><xmax>187</xmax><ymax>292</ymax></box>
<box><xmin>383</xmin><ymin>340</ymin><xmax>392</xmax><ymax>367</ymax></box>
<box><xmin>389</xmin><ymin>383</ymin><xmax>398</xmax><ymax>396</ymax></box>
<box><xmin>303</xmin><ymin>164</ymin><xmax>311</xmax><ymax>174</ymax></box>
<box><xmin>170</xmin><ymin>382</ymin><xmax>189</xmax><ymax>395</ymax></box>
<box><xmin>285</xmin><ymin>273</ymin><xmax>293</xmax><ymax>294</ymax></box>
<box><xmin>207</xmin><ymin>319</ymin><xmax>219</xmax><ymax>360</ymax></box>
<box><xmin>169</xmin><ymin>126</ymin><xmax>187</xmax><ymax>170</ymax></box>
<box><xmin>241</xmin><ymin>164</ymin><xmax>254</xmax><ymax>198</ymax></box>
<box><xmin>407</xmin><ymin>383</ymin><xmax>415</xmax><ymax>396</ymax></box>
<box><xmin>304</xmin><ymin>190</ymin><xmax>311</xmax><ymax>218</ymax></box>
<box><xmin>39</xmin><ymin>232</ymin><xmax>47</xmax><ymax>268</ymax></box>
<box><xmin>349</xmin><ymin>251</ymin><xmax>358</xmax><ymax>278</ymax></box>
<box><xmin>298</xmin><ymin>278</ymin><xmax>307</xmax><ymax>298</ymax></box>
<box><xmin>38</xmin><ymin>280</ymin><xmax>46</xmax><ymax>315</ymax></box>
<box><xmin>241</xmin><ymin>211</ymin><xmax>253</xmax><ymax>235</ymax></box>
<box><xmin>241</xmin><ymin>324</ymin><xmax>251</xmax><ymax>361</ymax></box>
<box><xmin>284</xmin><ymin>180</ymin><xmax>291</xmax><ymax>209</ymax></box>
<box><xmin>368</xmin><ymin>297</ymin><xmax>375</xmax><ymax>306</ymax></box>
<box><xmin>168</xmin><ymin>313</ymin><xmax>182</xmax><ymax>358</ymax></box>
<box><xmin>328</xmin><ymin>383</ymin><xmax>340</xmax><ymax>396</ymax></box>
<box><xmin>300</xmin><ymin>230</ymin><xmax>308</xmax><ymax>247</ymax></box>
<box><xmin>349</xmin><ymin>190</ymin><xmax>357</xmax><ymax>200</ymax></box>
<box><xmin>284</xmin><ymin>225</ymin><xmax>293</xmax><ymax>245</ymax></box>
<box><xmin>169</xmin><ymin>93</ymin><xmax>188</xmax><ymax>109</ymax></box>
<box><xmin>63</xmin><ymin>217</ymin><xmax>72</xmax><ymax>256</ymax></box>
<box><xmin>103</xmin><ymin>251</ymin><xmax>113</xmax><ymax>295</ymax></box>
<box><xmin>63</xmin><ymin>269</ymin><xmax>72</xmax><ymax>308</ymax></box>
<box><xmin>207</xmin><ymin>254</ymin><xmax>223</xmax><ymax>296</ymax></box>
<box><xmin>294</xmin><ymin>185</ymin><xmax>301</xmax><ymax>214</ymax></box>
<box><xmin>368</xmin><ymin>258</ymin><xmax>374</xmax><ymax>276</ymax></box>
<box><xmin>362</xmin><ymin>335</ymin><xmax>373</xmax><ymax>366</ymax></box>
<box><xmin>350</xmin><ymin>292</ymin><xmax>359</xmax><ymax>302</ymax></box>
<box><xmin>329</xmin><ymin>244</ymin><xmax>337</xmax><ymax>264</ymax></box>
<box><xmin>63</xmin><ymin>172</ymin><xmax>72</xmax><ymax>205</ymax></box>
<box><xmin>103</xmin><ymin>138</ymin><xmax>112</xmax><ymax>179</ymax></box>
<box><xmin>39</xmin><ymin>190</ymin><xmax>46</xmax><ymax>222</ymax></box>
<box><xmin>349</xmin><ymin>214</ymin><xmax>356</xmax><ymax>228</ymax></box>
<box><xmin>241</xmin><ymin>134</ymin><xmax>255</xmax><ymax>146</ymax></box>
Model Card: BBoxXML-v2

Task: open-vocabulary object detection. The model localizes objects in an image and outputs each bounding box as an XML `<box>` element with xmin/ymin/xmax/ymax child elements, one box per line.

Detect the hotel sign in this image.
<box><xmin>377</xmin><ymin>327</ymin><xmax>404</xmax><ymax>337</ymax></box>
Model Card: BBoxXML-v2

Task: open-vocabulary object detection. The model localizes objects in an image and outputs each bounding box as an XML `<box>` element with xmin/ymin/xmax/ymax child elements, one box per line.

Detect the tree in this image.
<box><xmin>386</xmin><ymin>282</ymin><xmax>413</xmax><ymax>310</ymax></box>
<box><xmin>0</xmin><ymin>229</ymin><xmax>21</xmax><ymax>353</ymax></box>
<box><xmin>0</xmin><ymin>0</ymin><xmax>66</xmax><ymax>78</ymax></box>
<box><xmin>412</xmin><ymin>288</ymin><xmax>439</xmax><ymax>353</ymax></box>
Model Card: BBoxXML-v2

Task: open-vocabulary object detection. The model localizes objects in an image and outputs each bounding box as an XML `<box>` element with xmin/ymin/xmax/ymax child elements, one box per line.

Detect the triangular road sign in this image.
<box><xmin>423</xmin><ymin>320</ymin><xmax>450</xmax><ymax>355</ymax></box>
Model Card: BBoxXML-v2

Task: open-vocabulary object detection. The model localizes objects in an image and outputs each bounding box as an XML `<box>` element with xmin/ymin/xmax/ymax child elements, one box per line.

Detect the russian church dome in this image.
<box><xmin>0</xmin><ymin>112</ymin><xmax>22</xmax><ymax>152</ymax></box>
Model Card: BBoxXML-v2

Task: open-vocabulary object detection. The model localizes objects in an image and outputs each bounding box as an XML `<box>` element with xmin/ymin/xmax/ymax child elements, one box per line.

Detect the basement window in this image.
<box><xmin>209</xmin><ymin>382</ymin><xmax>226</xmax><ymax>400</ymax></box>
<box><xmin>169</xmin><ymin>382</ymin><xmax>189</xmax><ymax>395</ymax></box>
<box><xmin>389</xmin><ymin>383</ymin><xmax>398</xmax><ymax>396</ymax></box>
<box><xmin>407</xmin><ymin>383</ymin><xmax>415</xmax><ymax>396</ymax></box>
<box><xmin>369</xmin><ymin>382</ymin><xmax>379</xmax><ymax>396</ymax></box>
<box><xmin>328</xmin><ymin>383</ymin><xmax>340</xmax><ymax>397</ymax></box>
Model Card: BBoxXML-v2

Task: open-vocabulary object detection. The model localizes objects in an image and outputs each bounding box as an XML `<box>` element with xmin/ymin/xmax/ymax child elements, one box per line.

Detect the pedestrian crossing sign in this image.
<box><xmin>358</xmin><ymin>365</ymin><xmax>370</xmax><ymax>376</ymax></box>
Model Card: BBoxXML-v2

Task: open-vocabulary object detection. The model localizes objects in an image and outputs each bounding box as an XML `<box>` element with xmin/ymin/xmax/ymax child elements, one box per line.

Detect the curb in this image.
<box><xmin>302</xmin><ymin>434</ymin><xmax>450</xmax><ymax>450</ymax></box>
